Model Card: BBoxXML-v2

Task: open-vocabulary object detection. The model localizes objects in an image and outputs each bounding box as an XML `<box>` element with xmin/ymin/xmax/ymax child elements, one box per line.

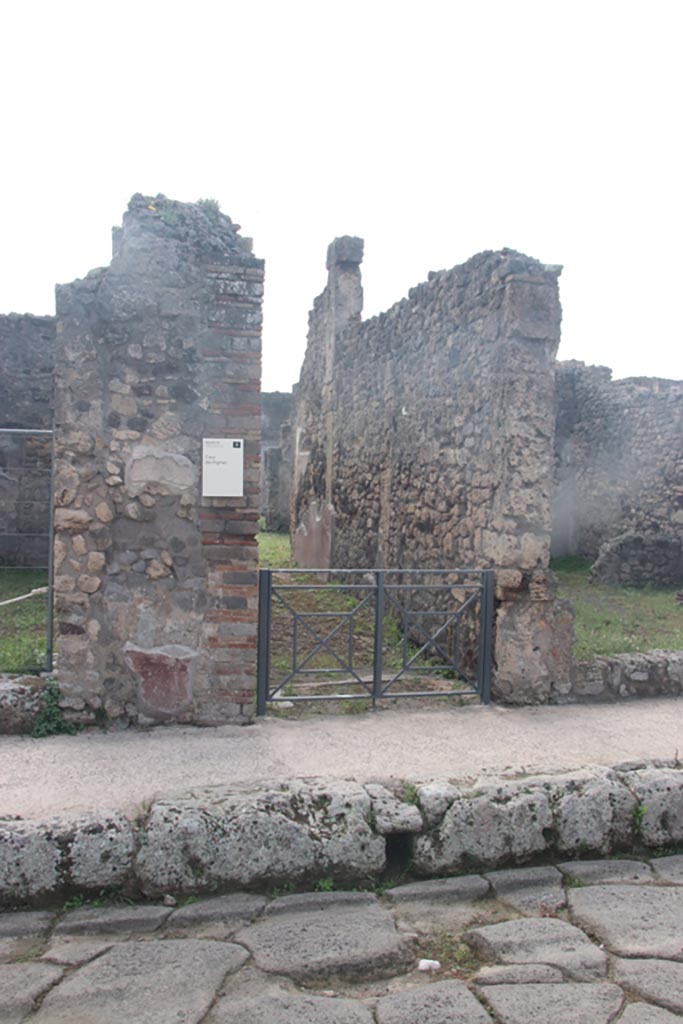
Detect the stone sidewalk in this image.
<box><xmin>2</xmin><ymin>697</ymin><xmax>683</xmax><ymax>818</ymax></box>
<box><xmin>2</xmin><ymin>856</ymin><xmax>683</xmax><ymax>1023</ymax></box>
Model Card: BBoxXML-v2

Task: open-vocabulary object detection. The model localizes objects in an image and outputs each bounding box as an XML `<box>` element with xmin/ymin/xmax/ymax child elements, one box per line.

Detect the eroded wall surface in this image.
<box><xmin>0</xmin><ymin>314</ymin><xmax>55</xmax><ymax>567</ymax></box>
<box><xmin>292</xmin><ymin>242</ymin><xmax>573</xmax><ymax>702</ymax></box>
<box><xmin>553</xmin><ymin>361</ymin><xmax>683</xmax><ymax>559</ymax></box>
<box><xmin>53</xmin><ymin>194</ymin><xmax>263</xmax><ymax>725</ymax></box>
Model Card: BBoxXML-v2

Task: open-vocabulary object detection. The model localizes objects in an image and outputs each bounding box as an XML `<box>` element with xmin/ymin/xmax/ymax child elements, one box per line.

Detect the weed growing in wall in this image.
<box><xmin>31</xmin><ymin>681</ymin><xmax>77</xmax><ymax>738</ymax></box>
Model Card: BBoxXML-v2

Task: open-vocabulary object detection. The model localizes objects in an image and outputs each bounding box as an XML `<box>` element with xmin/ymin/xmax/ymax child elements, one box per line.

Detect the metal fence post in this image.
<box><xmin>256</xmin><ymin>569</ymin><xmax>272</xmax><ymax>716</ymax></box>
<box><xmin>372</xmin><ymin>570</ymin><xmax>385</xmax><ymax>708</ymax></box>
<box><xmin>478</xmin><ymin>569</ymin><xmax>495</xmax><ymax>704</ymax></box>
<box><xmin>45</xmin><ymin>425</ymin><xmax>56</xmax><ymax>674</ymax></box>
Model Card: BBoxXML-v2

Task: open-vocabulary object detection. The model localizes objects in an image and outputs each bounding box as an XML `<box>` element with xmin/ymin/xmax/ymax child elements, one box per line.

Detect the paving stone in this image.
<box><xmin>651</xmin><ymin>854</ymin><xmax>683</xmax><ymax>884</ymax></box>
<box><xmin>32</xmin><ymin>939</ymin><xmax>248</xmax><ymax>1023</ymax></box>
<box><xmin>484</xmin><ymin>866</ymin><xmax>565</xmax><ymax>915</ymax></box>
<box><xmin>54</xmin><ymin>903</ymin><xmax>172</xmax><ymax>935</ymax></box>
<box><xmin>0</xmin><ymin>962</ymin><xmax>63</xmax><ymax>1024</ymax></box>
<box><xmin>466</xmin><ymin>917</ymin><xmax>607</xmax><ymax>980</ymax></box>
<box><xmin>568</xmin><ymin>885</ymin><xmax>683</xmax><ymax>958</ymax></box>
<box><xmin>386</xmin><ymin>876</ymin><xmax>490</xmax><ymax>905</ymax></box>
<box><xmin>558</xmin><ymin>858</ymin><xmax>653</xmax><ymax>885</ymax></box>
<box><xmin>0</xmin><ymin>910</ymin><xmax>55</xmax><ymax>938</ymax></box>
<box><xmin>207</xmin><ymin>969</ymin><xmax>373</xmax><ymax>1023</ymax></box>
<box><xmin>477</xmin><ymin>982</ymin><xmax>624</xmax><ymax>1023</ymax></box>
<box><xmin>0</xmin><ymin>910</ymin><xmax>54</xmax><ymax>960</ymax></box>
<box><xmin>613</xmin><ymin>957</ymin><xmax>683</xmax><ymax>1014</ymax></box>
<box><xmin>167</xmin><ymin>893</ymin><xmax>266</xmax><ymax>936</ymax></box>
<box><xmin>211</xmin><ymin>992</ymin><xmax>373</xmax><ymax>1023</ymax></box>
<box><xmin>376</xmin><ymin>979</ymin><xmax>492</xmax><ymax>1023</ymax></box>
<box><xmin>473</xmin><ymin>964</ymin><xmax>564</xmax><ymax>985</ymax></box>
<box><xmin>41</xmin><ymin>937</ymin><xmax>114</xmax><ymax>966</ymax></box>
<box><xmin>386</xmin><ymin>875</ymin><xmax>504</xmax><ymax>933</ymax></box>
<box><xmin>235</xmin><ymin>892</ymin><xmax>415</xmax><ymax>980</ymax></box>
<box><xmin>618</xmin><ymin>1005</ymin><xmax>683</xmax><ymax>1023</ymax></box>
<box><xmin>264</xmin><ymin>890</ymin><xmax>377</xmax><ymax>916</ymax></box>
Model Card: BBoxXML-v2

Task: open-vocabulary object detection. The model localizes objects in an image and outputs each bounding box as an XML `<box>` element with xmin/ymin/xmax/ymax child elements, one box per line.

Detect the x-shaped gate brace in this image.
<box><xmin>257</xmin><ymin>568</ymin><xmax>494</xmax><ymax>714</ymax></box>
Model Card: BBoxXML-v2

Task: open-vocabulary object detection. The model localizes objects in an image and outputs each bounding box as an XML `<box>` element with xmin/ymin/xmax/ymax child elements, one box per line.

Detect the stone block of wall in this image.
<box><xmin>53</xmin><ymin>194</ymin><xmax>263</xmax><ymax>725</ymax></box>
<box><xmin>591</xmin><ymin>531</ymin><xmax>683</xmax><ymax>588</ymax></box>
<box><xmin>0</xmin><ymin>315</ymin><xmax>55</xmax><ymax>567</ymax></box>
<box><xmin>292</xmin><ymin>243</ymin><xmax>572</xmax><ymax>702</ymax></box>
<box><xmin>553</xmin><ymin>361</ymin><xmax>683</xmax><ymax>558</ymax></box>
<box><xmin>555</xmin><ymin>650</ymin><xmax>683</xmax><ymax>702</ymax></box>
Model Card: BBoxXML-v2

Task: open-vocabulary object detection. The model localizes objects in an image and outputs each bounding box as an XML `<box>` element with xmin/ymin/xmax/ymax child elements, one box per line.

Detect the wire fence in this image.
<box><xmin>0</xmin><ymin>428</ymin><xmax>54</xmax><ymax>673</ymax></box>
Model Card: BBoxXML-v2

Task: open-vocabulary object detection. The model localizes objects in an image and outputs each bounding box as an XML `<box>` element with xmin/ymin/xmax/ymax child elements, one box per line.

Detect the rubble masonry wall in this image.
<box><xmin>553</xmin><ymin>361</ymin><xmax>683</xmax><ymax>559</ymax></box>
<box><xmin>292</xmin><ymin>241</ymin><xmax>574</xmax><ymax>702</ymax></box>
<box><xmin>53</xmin><ymin>195</ymin><xmax>263</xmax><ymax>725</ymax></box>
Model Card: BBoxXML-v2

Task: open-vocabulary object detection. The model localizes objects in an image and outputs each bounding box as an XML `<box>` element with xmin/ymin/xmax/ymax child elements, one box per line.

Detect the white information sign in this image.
<box><xmin>202</xmin><ymin>438</ymin><xmax>244</xmax><ymax>497</ymax></box>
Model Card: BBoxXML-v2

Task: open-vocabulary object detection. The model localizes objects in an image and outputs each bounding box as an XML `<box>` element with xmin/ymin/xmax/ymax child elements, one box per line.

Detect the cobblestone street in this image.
<box><xmin>2</xmin><ymin>855</ymin><xmax>683</xmax><ymax>1022</ymax></box>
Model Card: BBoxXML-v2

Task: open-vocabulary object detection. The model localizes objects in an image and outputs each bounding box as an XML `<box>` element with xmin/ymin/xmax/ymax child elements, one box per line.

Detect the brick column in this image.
<box><xmin>198</xmin><ymin>259</ymin><xmax>264</xmax><ymax>723</ymax></box>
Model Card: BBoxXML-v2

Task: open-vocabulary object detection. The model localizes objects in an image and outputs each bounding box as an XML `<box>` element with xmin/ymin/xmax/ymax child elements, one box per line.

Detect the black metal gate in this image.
<box><xmin>257</xmin><ymin>568</ymin><xmax>494</xmax><ymax>714</ymax></box>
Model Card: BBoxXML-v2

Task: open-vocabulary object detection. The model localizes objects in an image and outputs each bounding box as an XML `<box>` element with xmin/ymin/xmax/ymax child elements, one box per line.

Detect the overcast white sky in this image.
<box><xmin>1</xmin><ymin>0</ymin><xmax>681</xmax><ymax>390</ymax></box>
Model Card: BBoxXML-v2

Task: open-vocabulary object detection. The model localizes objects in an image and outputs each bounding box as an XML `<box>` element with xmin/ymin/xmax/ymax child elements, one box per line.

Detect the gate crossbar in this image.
<box><xmin>257</xmin><ymin>568</ymin><xmax>495</xmax><ymax>714</ymax></box>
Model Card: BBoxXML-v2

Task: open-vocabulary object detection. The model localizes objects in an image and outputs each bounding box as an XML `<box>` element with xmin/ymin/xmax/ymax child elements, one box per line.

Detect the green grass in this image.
<box><xmin>552</xmin><ymin>556</ymin><xmax>683</xmax><ymax>659</ymax></box>
<box><xmin>258</xmin><ymin>531</ymin><xmax>292</xmax><ymax>569</ymax></box>
<box><xmin>0</xmin><ymin>568</ymin><xmax>49</xmax><ymax>673</ymax></box>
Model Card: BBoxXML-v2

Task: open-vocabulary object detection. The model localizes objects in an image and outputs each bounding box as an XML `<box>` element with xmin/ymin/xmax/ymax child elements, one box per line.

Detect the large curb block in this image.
<box><xmin>1</xmin><ymin>762</ymin><xmax>682</xmax><ymax>908</ymax></box>
<box><xmin>0</xmin><ymin>678</ymin><xmax>45</xmax><ymax>734</ymax></box>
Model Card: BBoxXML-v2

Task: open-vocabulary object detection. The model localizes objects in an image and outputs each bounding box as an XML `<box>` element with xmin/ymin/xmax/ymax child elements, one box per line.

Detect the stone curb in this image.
<box><xmin>1</xmin><ymin>762</ymin><xmax>681</xmax><ymax>908</ymax></box>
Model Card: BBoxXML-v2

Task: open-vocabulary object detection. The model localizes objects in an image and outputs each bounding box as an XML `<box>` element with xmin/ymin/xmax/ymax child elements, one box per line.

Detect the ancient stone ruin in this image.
<box><xmin>2</xmin><ymin>205</ymin><xmax>682</xmax><ymax>723</ymax></box>
<box><xmin>1</xmin><ymin>195</ymin><xmax>264</xmax><ymax>726</ymax></box>
<box><xmin>288</xmin><ymin>240</ymin><xmax>574</xmax><ymax>702</ymax></box>
<box><xmin>260</xmin><ymin>237</ymin><xmax>682</xmax><ymax>702</ymax></box>
<box><xmin>553</xmin><ymin>361</ymin><xmax>683</xmax><ymax>584</ymax></box>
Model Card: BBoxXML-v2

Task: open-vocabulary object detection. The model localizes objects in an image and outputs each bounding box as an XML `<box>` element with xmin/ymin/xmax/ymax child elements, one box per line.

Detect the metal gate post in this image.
<box><xmin>45</xmin><ymin>424</ymin><xmax>56</xmax><ymax>674</ymax></box>
<box><xmin>478</xmin><ymin>569</ymin><xmax>495</xmax><ymax>704</ymax></box>
<box><xmin>372</xmin><ymin>570</ymin><xmax>385</xmax><ymax>708</ymax></box>
<box><xmin>256</xmin><ymin>569</ymin><xmax>272</xmax><ymax>716</ymax></box>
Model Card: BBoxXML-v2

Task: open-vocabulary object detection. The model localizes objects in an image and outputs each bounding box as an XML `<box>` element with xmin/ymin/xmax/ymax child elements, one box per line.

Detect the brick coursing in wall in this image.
<box><xmin>52</xmin><ymin>194</ymin><xmax>263</xmax><ymax>725</ymax></box>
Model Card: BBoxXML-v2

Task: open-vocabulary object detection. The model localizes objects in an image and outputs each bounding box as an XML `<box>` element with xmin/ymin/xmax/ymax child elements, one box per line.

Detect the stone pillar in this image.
<box><xmin>53</xmin><ymin>194</ymin><xmax>263</xmax><ymax>725</ymax></box>
<box><xmin>292</xmin><ymin>237</ymin><xmax>363</xmax><ymax>567</ymax></box>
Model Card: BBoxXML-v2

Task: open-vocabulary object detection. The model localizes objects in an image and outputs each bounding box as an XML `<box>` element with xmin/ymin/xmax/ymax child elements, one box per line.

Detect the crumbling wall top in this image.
<box><xmin>111</xmin><ymin>193</ymin><xmax>256</xmax><ymax>265</ymax></box>
<box><xmin>326</xmin><ymin>236</ymin><xmax>364</xmax><ymax>269</ymax></box>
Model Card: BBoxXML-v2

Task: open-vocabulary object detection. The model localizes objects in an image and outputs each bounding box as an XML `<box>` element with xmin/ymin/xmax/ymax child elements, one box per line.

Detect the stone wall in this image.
<box><xmin>2</xmin><ymin>764</ymin><xmax>682</xmax><ymax>904</ymax></box>
<box><xmin>553</xmin><ymin>361</ymin><xmax>683</xmax><ymax>559</ymax></box>
<box><xmin>556</xmin><ymin>649</ymin><xmax>683</xmax><ymax>703</ymax></box>
<box><xmin>53</xmin><ymin>194</ymin><xmax>263</xmax><ymax>725</ymax></box>
<box><xmin>0</xmin><ymin>314</ymin><xmax>55</xmax><ymax>567</ymax></box>
<box><xmin>0</xmin><ymin>314</ymin><xmax>55</xmax><ymax>431</ymax></box>
<box><xmin>591</xmin><ymin>532</ymin><xmax>683</xmax><ymax>588</ymax></box>
<box><xmin>292</xmin><ymin>241</ymin><xmax>574</xmax><ymax>703</ymax></box>
<box><xmin>260</xmin><ymin>391</ymin><xmax>292</xmax><ymax>530</ymax></box>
